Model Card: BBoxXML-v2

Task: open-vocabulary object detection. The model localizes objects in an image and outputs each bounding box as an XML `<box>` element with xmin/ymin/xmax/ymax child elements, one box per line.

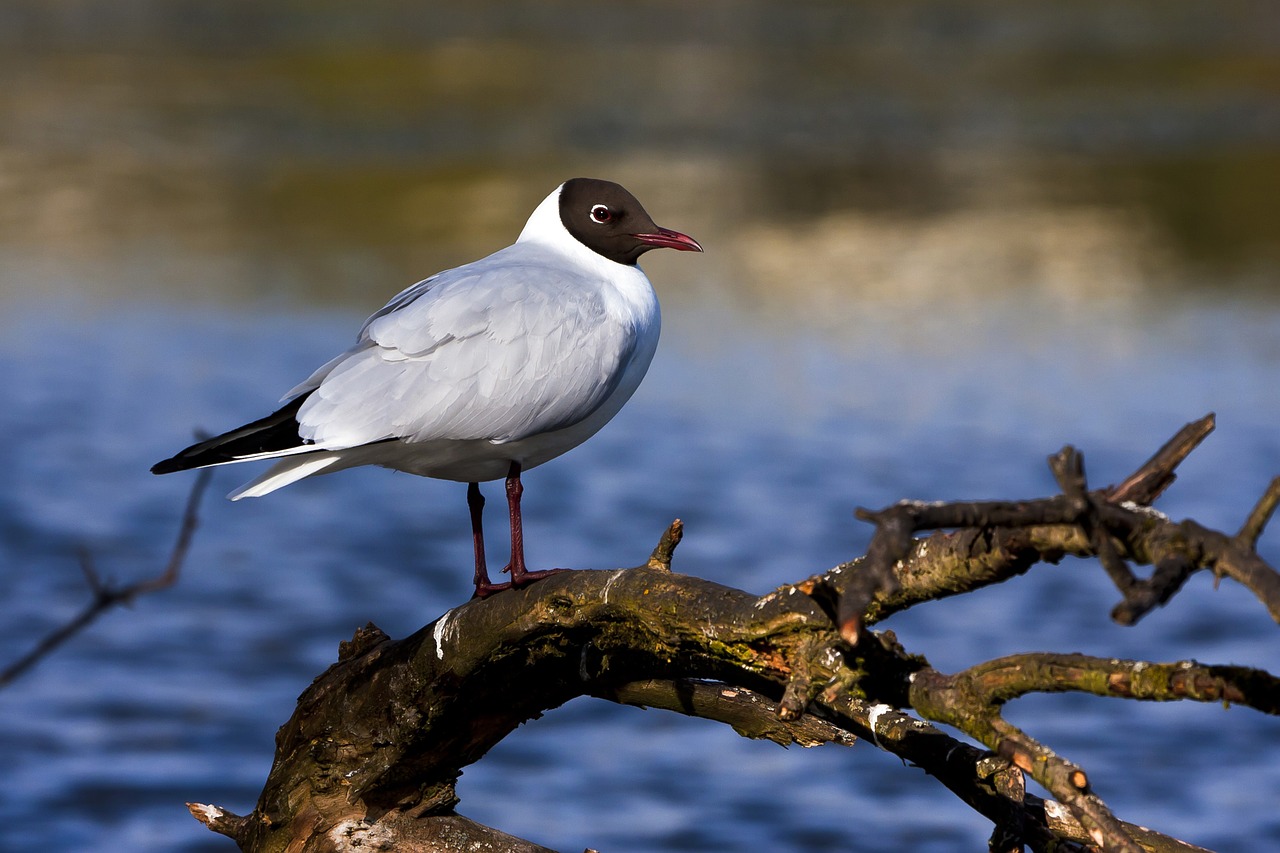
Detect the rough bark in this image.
<box><xmin>189</xmin><ymin>415</ymin><xmax>1280</xmax><ymax>853</ymax></box>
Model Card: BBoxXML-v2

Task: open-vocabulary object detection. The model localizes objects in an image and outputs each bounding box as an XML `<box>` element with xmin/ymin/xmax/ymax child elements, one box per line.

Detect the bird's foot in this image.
<box><xmin>472</xmin><ymin>567</ymin><xmax>568</xmax><ymax>599</ymax></box>
<box><xmin>472</xmin><ymin>580</ymin><xmax>510</xmax><ymax>598</ymax></box>
<box><xmin>510</xmin><ymin>566</ymin><xmax>568</xmax><ymax>587</ymax></box>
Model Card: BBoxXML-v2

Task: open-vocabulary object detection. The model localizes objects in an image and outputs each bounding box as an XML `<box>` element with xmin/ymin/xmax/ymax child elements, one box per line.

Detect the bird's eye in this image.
<box><xmin>590</xmin><ymin>204</ymin><xmax>613</xmax><ymax>224</ymax></box>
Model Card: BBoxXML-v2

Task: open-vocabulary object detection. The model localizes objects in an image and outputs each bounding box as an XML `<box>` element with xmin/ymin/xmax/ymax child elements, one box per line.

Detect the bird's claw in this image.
<box><xmin>472</xmin><ymin>567</ymin><xmax>568</xmax><ymax>599</ymax></box>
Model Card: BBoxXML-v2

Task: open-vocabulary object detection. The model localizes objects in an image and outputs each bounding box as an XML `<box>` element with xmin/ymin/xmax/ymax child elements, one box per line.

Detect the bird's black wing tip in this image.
<box><xmin>151</xmin><ymin>456</ymin><xmax>191</xmax><ymax>476</ymax></box>
<box><xmin>152</xmin><ymin>396</ymin><xmax>310</xmax><ymax>477</ymax></box>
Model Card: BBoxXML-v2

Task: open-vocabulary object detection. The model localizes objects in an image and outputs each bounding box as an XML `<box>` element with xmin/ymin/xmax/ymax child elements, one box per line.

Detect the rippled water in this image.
<box><xmin>1</xmin><ymin>288</ymin><xmax>1278</xmax><ymax>851</ymax></box>
<box><xmin>2</xmin><ymin>3</ymin><xmax>1279</xmax><ymax>850</ymax></box>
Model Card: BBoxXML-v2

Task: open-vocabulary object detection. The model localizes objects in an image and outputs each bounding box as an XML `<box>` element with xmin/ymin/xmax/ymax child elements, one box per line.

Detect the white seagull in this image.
<box><xmin>153</xmin><ymin>178</ymin><xmax>701</xmax><ymax>596</ymax></box>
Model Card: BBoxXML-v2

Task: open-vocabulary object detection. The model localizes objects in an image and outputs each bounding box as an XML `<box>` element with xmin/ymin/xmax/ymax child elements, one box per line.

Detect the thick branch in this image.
<box><xmin>188</xmin><ymin>417</ymin><xmax>1274</xmax><ymax>852</ymax></box>
<box><xmin>592</xmin><ymin>678</ymin><xmax>856</xmax><ymax>747</ymax></box>
<box><xmin>199</xmin><ymin>562</ymin><xmax>1238</xmax><ymax>852</ymax></box>
<box><xmin>187</xmin><ymin>803</ymin><xmax>557</xmax><ymax>853</ymax></box>
<box><xmin>219</xmin><ymin>567</ymin><xmax>832</xmax><ymax>852</ymax></box>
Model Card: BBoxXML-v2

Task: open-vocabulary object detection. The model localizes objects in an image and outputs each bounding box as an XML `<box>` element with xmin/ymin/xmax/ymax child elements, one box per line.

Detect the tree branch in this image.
<box><xmin>909</xmin><ymin>655</ymin><xmax>1279</xmax><ymax>852</ymax></box>
<box><xmin>1107</xmin><ymin>413</ymin><xmax>1215</xmax><ymax>505</ymax></box>
<box><xmin>0</xmin><ymin>468</ymin><xmax>213</xmax><ymax>689</ymax></box>
<box><xmin>592</xmin><ymin>677</ymin><xmax>856</xmax><ymax>747</ymax></box>
<box><xmin>186</xmin><ymin>416</ymin><xmax>1276</xmax><ymax>852</ymax></box>
<box><xmin>814</xmin><ymin>415</ymin><xmax>1280</xmax><ymax>641</ymax></box>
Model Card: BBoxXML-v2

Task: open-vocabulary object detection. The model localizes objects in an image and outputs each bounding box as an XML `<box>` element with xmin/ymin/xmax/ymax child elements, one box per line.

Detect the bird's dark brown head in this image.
<box><xmin>558</xmin><ymin>178</ymin><xmax>703</xmax><ymax>266</ymax></box>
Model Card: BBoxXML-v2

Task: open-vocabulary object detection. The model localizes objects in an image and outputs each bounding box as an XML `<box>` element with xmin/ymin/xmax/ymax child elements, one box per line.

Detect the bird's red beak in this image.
<box><xmin>633</xmin><ymin>227</ymin><xmax>703</xmax><ymax>253</ymax></box>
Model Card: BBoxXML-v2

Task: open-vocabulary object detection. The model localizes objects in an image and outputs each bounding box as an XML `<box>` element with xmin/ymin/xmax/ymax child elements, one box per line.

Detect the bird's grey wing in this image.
<box><xmin>294</xmin><ymin>258</ymin><xmax>636</xmax><ymax>449</ymax></box>
<box><xmin>278</xmin><ymin>274</ymin><xmax>444</xmax><ymax>402</ymax></box>
<box><xmin>357</xmin><ymin>273</ymin><xmax>443</xmax><ymax>335</ymax></box>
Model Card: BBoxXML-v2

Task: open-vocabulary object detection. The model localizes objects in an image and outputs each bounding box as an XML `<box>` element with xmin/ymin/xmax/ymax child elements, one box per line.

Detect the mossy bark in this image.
<box><xmin>188</xmin><ymin>417</ymin><xmax>1280</xmax><ymax>853</ymax></box>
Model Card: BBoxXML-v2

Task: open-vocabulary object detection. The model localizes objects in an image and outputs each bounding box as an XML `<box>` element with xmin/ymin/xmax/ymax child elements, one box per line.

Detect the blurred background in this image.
<box><xmin>1</xmin><ymin>2</ymin><xmax>1278</xmax><ymax>851</ymax></box>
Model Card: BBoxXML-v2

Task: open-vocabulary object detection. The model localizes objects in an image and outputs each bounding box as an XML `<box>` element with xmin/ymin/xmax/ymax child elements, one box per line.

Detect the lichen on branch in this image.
<box><xmin>192</xmin><ymin>415</ymin><xmax>1278</xmax><ymax>853</ymax></box>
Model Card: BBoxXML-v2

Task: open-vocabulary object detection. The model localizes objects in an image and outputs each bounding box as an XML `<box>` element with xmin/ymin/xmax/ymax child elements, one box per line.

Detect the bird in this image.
<box><xmin>152</xmin><ymin>178</ymin><xmax>702</xmax><ymax>596</ymax></box>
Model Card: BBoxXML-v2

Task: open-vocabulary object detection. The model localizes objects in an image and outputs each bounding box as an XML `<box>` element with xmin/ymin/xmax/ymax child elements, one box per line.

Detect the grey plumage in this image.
<box><xmin>152</xmin><ymin>177</ymin><xmax>700</xmax><ymax>595</ymax></box>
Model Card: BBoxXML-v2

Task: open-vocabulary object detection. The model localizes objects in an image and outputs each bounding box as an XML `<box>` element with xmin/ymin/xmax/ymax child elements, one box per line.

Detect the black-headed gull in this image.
<box><xmin>153</xmin><ymin>178</ymin><xmax>701</xmax><ymax>596</ymax></box>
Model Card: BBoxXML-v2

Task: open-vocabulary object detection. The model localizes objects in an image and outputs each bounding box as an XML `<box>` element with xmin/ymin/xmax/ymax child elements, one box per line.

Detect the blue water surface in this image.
<box><xmin>1</xmin><ymin>289</ymin><xmax>1278</xmax><ymax>852</ymax></box>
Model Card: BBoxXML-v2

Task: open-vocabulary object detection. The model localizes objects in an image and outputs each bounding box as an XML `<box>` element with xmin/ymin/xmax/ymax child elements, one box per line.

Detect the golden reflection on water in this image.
<box><xmin>1</xmin><ymin>1</ymin><xmax>1277</xmax><ymax>320</ymax></box>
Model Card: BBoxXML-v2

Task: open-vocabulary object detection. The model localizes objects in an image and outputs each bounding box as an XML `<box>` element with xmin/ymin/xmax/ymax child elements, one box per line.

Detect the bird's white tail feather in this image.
<box><xmin>228</xmin><ymin>453</ymin><xmax>344</xmax><ymax>500</ymax></box>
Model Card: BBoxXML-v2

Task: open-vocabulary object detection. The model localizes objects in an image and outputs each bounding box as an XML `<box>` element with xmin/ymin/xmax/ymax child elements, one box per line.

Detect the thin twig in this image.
<box><xmin>1238</xmin><ymin>476</ymin><xmax>1280</xmax><ymax>551</ymax></box>
<box><xmin>839</xmin><ymin>415</ymin><xmax>1280</xmax><ymax>633</ymax></box>
<box><xmin>0</xmin><ymin>469</ymin><xmax>213</xmax><ymax>688</ymax></box>
<box><xmin>1107</xmin><ymin>413</ymin><xmax>1215</xmax><ymax>505</ymax></box>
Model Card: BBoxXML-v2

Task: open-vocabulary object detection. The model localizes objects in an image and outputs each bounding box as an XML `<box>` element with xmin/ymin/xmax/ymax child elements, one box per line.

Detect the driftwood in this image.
<box><xmin>188</xmin><ymin>414</ymin><xmax>1280</xmax><ymax>852</ymax></box>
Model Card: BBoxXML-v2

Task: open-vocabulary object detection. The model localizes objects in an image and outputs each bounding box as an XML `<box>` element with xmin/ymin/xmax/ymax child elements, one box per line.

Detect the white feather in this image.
<box><xmin>232</xmin><ymin>181</ymin><xmax>662</xmax><ymax>492</ymax></box>
<box><xmin>229</xmin><ymin>453</ymin><xmax>345</xmax><ymax>500</ymax></box>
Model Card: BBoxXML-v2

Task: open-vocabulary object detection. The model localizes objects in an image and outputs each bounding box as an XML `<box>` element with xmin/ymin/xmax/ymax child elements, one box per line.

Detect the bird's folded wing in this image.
<box><xmin>294</xmin><ymin>258</ymin><xmax>635</xmax><ymax>449</ymax></box>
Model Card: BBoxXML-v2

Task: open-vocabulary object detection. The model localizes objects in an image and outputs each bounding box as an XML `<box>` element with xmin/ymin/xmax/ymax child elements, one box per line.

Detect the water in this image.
<box><xmin>1</xmin><ymin>289</ymin><xmax>1278</xmax><ymax>852</ymax></box>
<box><xmin>2</xmin><ymin>3</ymin><xmax>1280</xmax><ymax>850</ymax></box>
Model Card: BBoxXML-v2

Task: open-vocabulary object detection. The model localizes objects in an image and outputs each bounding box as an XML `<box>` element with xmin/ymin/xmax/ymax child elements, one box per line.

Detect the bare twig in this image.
<box><xmin>836</xmin><ymin>415</ymin><xmax>1280</xmax><ymax>637</ymax></box>
<box><xmin>0</xmin><ymin>468</ymin><xmax>213</xmax><ymax>688</ymax></box>
<box><xmin>910</xmin><ymin>652</ymin><xmax>1280</xmax><ymax>851</ymax></box>
<box><xmin>1238</xmin><ymin>475</ymin><xmax>1280</xmax><ymax>551</ymax></box>
<box><xmin>1051</xmin><ymin>446</ymin><xmax>1144</xmax><ymax>602</ymax></box>
<box><xmin>1107</xmin><ymin>413</ymin><xmax>1215</xmax><ymax>505</ymax></box>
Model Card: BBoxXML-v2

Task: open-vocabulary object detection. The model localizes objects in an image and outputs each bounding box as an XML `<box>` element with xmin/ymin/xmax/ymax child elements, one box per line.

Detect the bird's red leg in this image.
<box><xmin>503</xmin><ymin>461</ymin><xmax>564</xmax><ymax>588</ymax></box>
<box><xmin>505</xmin><ymin>463</ymin><xmax>526</xmax><ymax>577</ymax></box>
<box><xmin>468</xmin><ymin>481</ymin><xmax>505</xmax><ymax>598</ymax></box>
